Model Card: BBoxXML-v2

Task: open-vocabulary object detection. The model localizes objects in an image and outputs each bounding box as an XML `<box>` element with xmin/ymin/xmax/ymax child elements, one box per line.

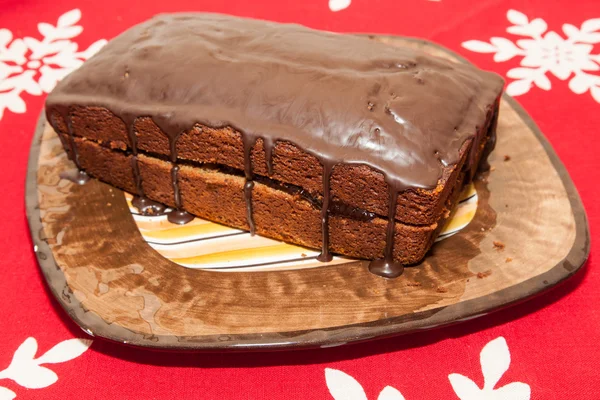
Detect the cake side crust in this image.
<box><xmin>49</xmin><ymin>105</ymin><xmax>488</xmax><ymax>225</ymax></box>
<box><xmin>70</xmin><ymin>135</ymin><xmax>450</xmax><ymax>263</ymax></box>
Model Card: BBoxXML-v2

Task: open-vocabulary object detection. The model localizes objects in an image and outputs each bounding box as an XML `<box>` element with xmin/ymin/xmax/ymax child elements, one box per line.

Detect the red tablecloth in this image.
<box><xmin>0</xmin><ymin>0</ymin><xmax>598</xmax><ymax>398</ymax></box>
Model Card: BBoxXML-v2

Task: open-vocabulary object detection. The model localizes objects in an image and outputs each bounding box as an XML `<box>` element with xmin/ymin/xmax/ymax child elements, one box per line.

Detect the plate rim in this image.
<box><xmin>25</xmin><ymin>36</ymin><xmax>590</xmax><ymax>351</ymax></box>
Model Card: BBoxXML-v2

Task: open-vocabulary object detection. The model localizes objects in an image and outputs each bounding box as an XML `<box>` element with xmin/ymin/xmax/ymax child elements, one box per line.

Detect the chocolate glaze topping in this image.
<box><xmin>45</xmin><ymin>13</ymin><xmax>504</xmax><ymax>277</ymax></box>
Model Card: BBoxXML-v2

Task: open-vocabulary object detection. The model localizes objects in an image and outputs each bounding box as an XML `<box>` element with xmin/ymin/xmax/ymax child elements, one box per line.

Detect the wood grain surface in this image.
<box><xmin>26</xmin><ymin>35</ymin><xmax>589</xmax><ymax>350</ymax></box>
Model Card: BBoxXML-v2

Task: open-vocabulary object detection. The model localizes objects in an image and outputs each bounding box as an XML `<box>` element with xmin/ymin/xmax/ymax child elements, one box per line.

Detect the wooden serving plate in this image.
<box><xmin>26</xmin><ymin>35</ymin><xmax>589</xmax><ymax>350</ymax></box>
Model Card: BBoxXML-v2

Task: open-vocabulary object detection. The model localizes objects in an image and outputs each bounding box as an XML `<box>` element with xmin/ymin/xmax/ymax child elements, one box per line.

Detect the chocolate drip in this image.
<box><xmin>168</xmin><ymin>132</ymin><xmax>181</xmax><ymax>163</ymax></box>
<box><xmin>244</xmin><ymin>181</ymin><xmax>255</xmax><ymax>234</ymax></box>
<box><xmin>62</xmin><ymin>108</ymin><xmax>80</xmax><ymax>169</ymax></box>
<box><xmin>123</xmin><ymin>115</ymin><xmax>144</xmax><ymax>196</ymax></box>
<box><xmin>148</xmin><ymin>124</ymin><xmax>194</xmax><ymax>225</ymax></box>
<box><xmin>171</xmin><ymin>165</ymin><xmax>182</xmax><ymax>206</ymax></box>
<box><xmin>122</xmin><ymin>114</ymin><xmax>169</xmax><ymax>218</ymax></box>
<box><xmin>51</xmin><ymin>106</ymin><xmax>84</xmax><ymax>172</ymax></box>
<box><xmin>479</xmin><ymin>105</ymin><xmax>499</xmax><ymax>172</ymax></box>
<box><xmin>263</xmin><ymin>137</ymin><xmax>275</xmax><ymax>176</ymax></box>
<box><xmin>130</xmin><ymin>155</ymin><xmax>143</xmax><ymax>194</ymax></box>
<box><xmin>167</xmin><ymin>164</ymin><xmax>194</xmax><ymax>224</ymax></box>
<box><xmin>132</xmin><ymin>196</ymin><xmax>167</xmax><ymax>215</ymax></box>
<box><xmin>168</xmin><ymin>209</ymin><xmax>194</xmax><ymax>224</ymax></box>
<box><xmin>317</xmin><ymin>161</ymin><xmax>334</xmax><ymax>262</ymax></box>
<box><xmin>465</xmin><ymin>103</ymin><xmax>500</xmax><ymax>178</ymax></box>
<box><xmin>59</xmin><ymin>170</ymin><xmax>90</xmax><ymax>185</ymax></box>
<box><xmin>242</xmin><ymin>135</ymin><xmax>257</xmax><ymax>235</ymax></box>
<box><xmin>51</xmin><ymin>106</ymin><xmax>90</xmax><ymax>185</ymax></box>
<box><xmin>368</xmin><ymin>187</ymin><xmax>404</xmax><ymax>278</ymax></box>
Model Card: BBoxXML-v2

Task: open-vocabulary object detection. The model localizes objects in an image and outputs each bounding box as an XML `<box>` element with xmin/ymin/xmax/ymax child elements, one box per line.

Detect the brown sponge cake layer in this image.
<box><xmin>69</xmin><ymin>135</ymin><xmax>467</xmax><ymax>264</ymax></box>
<box><xmin>50</xmin><ymin>105</ymin><xmax>485</xmax><ymax>225</ymax></box>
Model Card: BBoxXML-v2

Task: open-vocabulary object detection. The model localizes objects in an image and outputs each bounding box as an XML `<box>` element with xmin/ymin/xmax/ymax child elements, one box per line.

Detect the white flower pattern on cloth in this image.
<box><xmin>0</xmin><ymin>337</ymin><xmax>92</xmax><ymax>399</ymax></box>
<box><xmin>325</xmin><ymin>368</ymin><xmax>406</xmax><ymax>400</ymax></box>
<box><xmin>329</xmin><ymin>0</ymin><xmax>441</xmax><ymax>12</ymax></box>
<box><xmin>325</xmin><ymin>337</ymin><xmax>529</xmax><ymax>400</ymax></box>
<box><xmin>0</xmin><ymin>9</ymin><xmax>106</xmax><ymax>120</ymax></box>
<box><xmin>329</xmin><ymin>0</ymin><xmax>352</xmax><ymax>12</ymax></box>
<box><xmin>448</xmin><ymin>337</ymin><xmax>530</xmax><ymax>400</ymax></box>
<box><xmin>462</xmin><ymin>9</ymin><xmax>600</xmax><ymax>102</ymax></box>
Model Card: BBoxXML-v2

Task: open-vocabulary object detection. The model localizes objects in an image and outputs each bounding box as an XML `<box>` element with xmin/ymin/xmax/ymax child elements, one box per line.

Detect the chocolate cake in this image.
<box><xmin>45</xmin><ymin>13</ymin><xmax>504</xmax><ymax>278</ymax></box>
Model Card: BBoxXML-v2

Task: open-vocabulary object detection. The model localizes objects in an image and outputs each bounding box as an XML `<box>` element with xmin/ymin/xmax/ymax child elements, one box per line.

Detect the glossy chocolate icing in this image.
<box><xmin>45</xmin><ymin>13</ymin><xmax>504</xmax><ymax>277</ymax></box>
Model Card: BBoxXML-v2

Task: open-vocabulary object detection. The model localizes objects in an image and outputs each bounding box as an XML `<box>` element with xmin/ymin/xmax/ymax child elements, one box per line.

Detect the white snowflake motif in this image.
<box><xmin>462</xmin><ymin>10</ymin><xmax>600</xmax><ymax>102</ymax></box>
<box><xmin>448</xmin><ymin>337</ymin><xmax>531</xmax><ymax>400</ymax></box>
<box><xmin>328</xmin><ymin>0</ymin><xmax>441</xmax><ymax>12</ymax></box>
<box><xmin>325</xmin><ymin>368</ymin><xmax>406</xmax><ymax>400</ymax></box>
<box><xmin>0</xmin><ymin>337</ymin><xmax>92</xmax><ymax>399</ymax></box>
<box><xmin>0</xmin><ymin>9</ymin><xmax>107</xmax><ymax>120</ymax></box>
<box><xmin>329</xmin><ymin>0</ymin><xmax>352</xmax><ymax>12</ymax></box>
<box><xmin>324</xmin><ymin>337</ymin><xmax>529</xmax><ymax>400</ymax></box>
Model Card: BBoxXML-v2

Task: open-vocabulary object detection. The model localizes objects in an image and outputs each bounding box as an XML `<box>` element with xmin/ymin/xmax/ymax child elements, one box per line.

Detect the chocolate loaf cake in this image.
<box><xmin>45</xmin><ymin>13</ymin><xmax>504</xmax><ymax>278</ymax></box>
